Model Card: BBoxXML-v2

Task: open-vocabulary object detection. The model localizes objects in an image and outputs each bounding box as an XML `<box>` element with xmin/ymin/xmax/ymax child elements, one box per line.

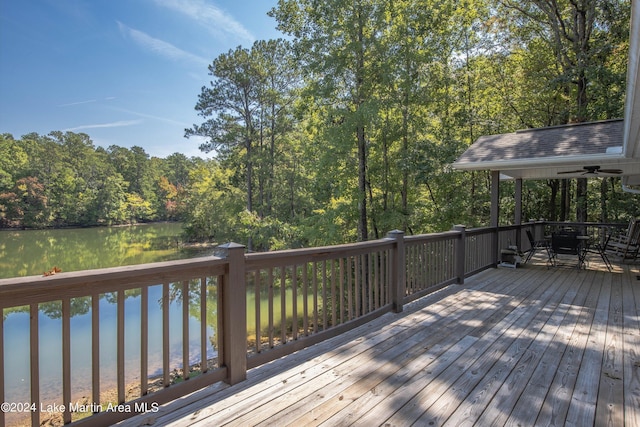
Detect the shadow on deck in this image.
<box><xmin>121</xmin><ymin>256</ymin><xmax>640</xmax><ymax>427</ymax></box>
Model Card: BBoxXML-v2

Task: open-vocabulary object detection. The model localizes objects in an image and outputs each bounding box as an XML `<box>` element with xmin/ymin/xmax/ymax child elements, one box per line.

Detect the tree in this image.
<box><xmin>187</xmin><ymin>45</ymin><xmax>261</xmax><ymax>217</ymax></box>
<box><xmin>180</xmin><ymin>161</ymin><xmax>244</xmax><ymax>242</ymax></box>
<box><xmin>271</xmin><ymin>0</ymin><xmax>389</xmax><ymax>241</ymax></box>
<box><xmin>1</xmin><ymin>177</ymin><xmax>49</xmax><ymax>228</ymax></box>
<box><xmin>187</xmin><ymin>39</ymin><xmax>300</xmax><ymax>249</ymax></box>
<box><xmin>0</xmin><ymin>134</ymin><xmax>28</xmax><ymax>192</ymax></box>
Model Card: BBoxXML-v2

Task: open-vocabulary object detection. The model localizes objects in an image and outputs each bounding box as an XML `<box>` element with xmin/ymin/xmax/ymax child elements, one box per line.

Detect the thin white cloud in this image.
<box><xmin>153</xmin><ymin>0</ymin><xmax>254</xmax><ymax>43</ymax></box>
<box><xmin>64</xmin><ymin>120</ymin><xmax>142</xmax><ymax>132</ymax></box>
<box><xmin>58</xmin><ymin>99</ymin><xmax>97</xmax><ymax>107</ymax></box>
<box><xmin>108</xmin><ymin>107</ymin><xmax>189</xmax><ymax>127</ymax></box>
<box><xmin>117</xmin><ymin>21</ymin><xmax>209</xmax><ymax>66</ymax></box>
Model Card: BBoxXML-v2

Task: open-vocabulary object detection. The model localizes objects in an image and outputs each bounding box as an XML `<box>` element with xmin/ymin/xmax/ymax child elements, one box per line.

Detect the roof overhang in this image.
<box><xmin>453</xmin><ymin>119</ymin><xmax>637</xmax><ymax>179</ymax></box>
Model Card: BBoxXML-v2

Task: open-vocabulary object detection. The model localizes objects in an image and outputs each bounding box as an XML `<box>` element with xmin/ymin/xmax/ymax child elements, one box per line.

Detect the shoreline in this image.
<box><xmin>8</xmin><ymin>359</ymin><xmax>219</xmax><ymax>427</ymax></box>
<box><xmin>0</xmin><ymin>220</ymin><xmax>182</xmax><ymax>232</ymax></box>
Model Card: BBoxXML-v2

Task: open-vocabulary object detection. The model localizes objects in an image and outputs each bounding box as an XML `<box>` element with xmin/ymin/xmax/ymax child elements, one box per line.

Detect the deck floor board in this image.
<box><xmin>120</xmin><ymin>258</ymin><xmax>639</xmax><ymax>427</ymax></box>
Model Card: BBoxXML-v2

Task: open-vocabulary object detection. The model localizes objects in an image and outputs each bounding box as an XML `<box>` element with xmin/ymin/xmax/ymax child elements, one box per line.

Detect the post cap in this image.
<box><xmin>215</xmin><ymin>242</ymin><xmax>246</xmax><ymax>258</ymax></box>
<box><xmin>217</xmin><ymin>242</ymin><xmax>246</xmax><ymax>249</ymax></box>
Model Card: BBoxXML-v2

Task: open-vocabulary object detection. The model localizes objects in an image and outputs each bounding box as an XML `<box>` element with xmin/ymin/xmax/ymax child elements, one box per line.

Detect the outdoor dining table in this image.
<box><xmin>545</xmin><ymin>233</ymin><xmax>588</xmax><ymax>269</ymax></box>
<box><xmin>544</xmin><ymin>233</ymin><xmax>612</xmax><ymax>271</ymax></box>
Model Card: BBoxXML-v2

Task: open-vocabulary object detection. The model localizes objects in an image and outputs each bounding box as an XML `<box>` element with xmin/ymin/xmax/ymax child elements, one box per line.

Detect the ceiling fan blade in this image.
<box><xmin>598</xmin><ymin>169</ymin><xmax>623</xmax><ymax>174</ymax></box>
<box><xmin>557</xmin><ymin>170</ymin><xmax>585</xmax><ymax>174</ymax></box>
<box><xmin>558</xmin><ymin>166</ymin><xmax>623</xmax><ymax>175</ymax></box>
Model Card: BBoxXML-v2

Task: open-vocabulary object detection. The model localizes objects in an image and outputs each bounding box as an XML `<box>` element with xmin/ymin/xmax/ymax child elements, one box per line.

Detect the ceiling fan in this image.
<box><xmin>557</xmin><ymin>165</ymin><xmax>623</xmax><ymax>175</ymax></box>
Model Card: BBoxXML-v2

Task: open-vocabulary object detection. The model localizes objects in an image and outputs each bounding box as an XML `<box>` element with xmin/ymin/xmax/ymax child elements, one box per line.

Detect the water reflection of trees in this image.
<box><xmin>0</xmin><ymin>223</ymin><xmax>187</xmax><ymax>279</ymax></box>
<box><xmin>3</xmin><ymin>281</ymin><xmax>206</xmax><ymax>320</ymax></box>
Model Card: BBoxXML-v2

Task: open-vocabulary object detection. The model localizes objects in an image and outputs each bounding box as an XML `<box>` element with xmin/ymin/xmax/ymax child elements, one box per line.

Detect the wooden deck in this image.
<box><xmin>121</xmin><ymin>256</ymin><xmax>640</xmax><ymax>427</ymax></box>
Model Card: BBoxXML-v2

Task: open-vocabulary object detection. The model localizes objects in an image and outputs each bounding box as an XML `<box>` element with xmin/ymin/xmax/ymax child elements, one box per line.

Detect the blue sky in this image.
<box><xmin>0</xmin><ymin>0</ymin><xmax>281</xmax><ymax>158</ymax></box>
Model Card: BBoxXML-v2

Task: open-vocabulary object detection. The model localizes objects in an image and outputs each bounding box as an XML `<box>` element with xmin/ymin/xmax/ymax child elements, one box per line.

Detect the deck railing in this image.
<box><xmin>1</xmin><ymin>221</ymin><xmax>591</xmax><ymax>427</ymax></box>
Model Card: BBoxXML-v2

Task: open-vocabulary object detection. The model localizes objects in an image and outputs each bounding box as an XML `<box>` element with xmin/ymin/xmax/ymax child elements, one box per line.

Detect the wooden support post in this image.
<box><xmin>491</xmin><ymin>171</ymin><xmax>500</xmax><ymax>266</ymax></box>
<box><xmin>515</xmin><ymin>178</ymin><xmax>522</xmax><ymax>226</ymax></box>
<box><xmin>218</xmin><ymin>242</ymin><xmax>247</xmax><ymax>385</ymax></box>
<box><xmin>387</xmin><ymin>230</ymin><xmax>405</xmax><ymax>313</ymax></box>
<box><xmin>515</xmin><ymin>178</ymin><xmax>523</xmax><ymax>250</ymax></box>
<box><xmin>453</xmin><ymin>225</ymin><xmax>466</xmax><ymax>284</ymax></box>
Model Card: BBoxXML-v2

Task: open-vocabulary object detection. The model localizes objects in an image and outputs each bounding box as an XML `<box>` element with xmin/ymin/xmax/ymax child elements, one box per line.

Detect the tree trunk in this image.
<box><xmin>576</xmin><ymin>177</ymin><xmax>588</xmax><ymax>222</ymax></box>
<box><xmin>560</xmin><ymin>179</ymin><xmax>569</xmax><ymax>221</ymax></box>
<box><xmin>547</xmin><ymin>179</ymin><xmax>559</xmax><ymax>221</ymax></box>
<box><xmin>357</xmin><ymin>124</ymin><xmax>368</xmax><ymax>241</ymax></box>
<box><xmin>600</xmin><ymin>178</ymin><xmax>608</xmax><ymax>222</ymax></box>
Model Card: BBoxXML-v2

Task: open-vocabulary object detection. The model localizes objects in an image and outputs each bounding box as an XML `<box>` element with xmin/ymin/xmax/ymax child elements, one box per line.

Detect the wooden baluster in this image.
<box><xmin>199</xmin><ymin>277</ymin><xmax>207</xmax><ymax>372</ymax></box>
<box><xmin>182</xmin><ymin>280</ymin><xmax>189</xmax><ymax>381</ymax></box>
<box><xmin>30</xmin><ymin>303</ymin><xmax>39</xmax><ymax>427</ymax></box>
<box><xmin>268</xmin><ymin>268</ymin><xmax>274</xmax><ymax>348</ymax></box>
<box><xmin>141</xmin><ymin>286</ymin><xmax>148</xmax><ymax>395</ymax></box>
<box><xmin>62</xmin><ymin>298</ymin><xmax>71</xmax><ymax>424</ymax></box>
<box><xmin>302</xmin><ymin>264</ymin><xmax>309</xmax><ymax>335</ymax></box>
<box><xmin>91</xmin><ymin>293</ymin><xmax>100</xmax><ymax>411</ymax></box>
<box><xmin>322</xmin><ymin>261</ymin><xmax>328</xmax><ymax>329</ymax></box>
<box><xmin>354</xmin><ymin>256</ymin><xmax>361</xmax><ymax>317</ymax></box>
<box><xmin>216</xmin><ymin>274</ymin><xmax>224</xmax><ymax>369</ymax></box>
<box><xmin>312</xmin><ymin>262</ymin><xmax>318</xmax><ymax>333</ymax></box>
<box><xmin>162</xmin><ymin>283</ymin><xmax>170</xmax><ymax>388</ymax></box>
<box><xmin>291</xmin><ymin>265</ymin><xmax>298</xmax><ymax>341</ymax></box>
<box><xmin>331</xmin><ymin>260</ymin><xmax>336</xmax><ymax>326</ymax></box>
<box><xmin>280</xmin><ymin>266</ymin><xmax>286</xmax><ymax>344</ymax></box>
<box><xmin>0</xmin><ymin>309</ymin><xmax>4</xmax><ymax>427</ymax></box>
<box><xmin>254</xmin><ymin>271</ymin><xmax>261</xmax><ymax>354</ymax></box>
<box><xmin>347</xmin><ymin>257</ymin><xmax>354</xmax><ymax>320</ymax></box>
<box><xmin>368</xmin><ymin>253</ymin><xmax>373</xmax><ymax>313</ymax></box>
<box><xmin>339</xmin><ymin>258</ymin><xmax>344</xmax><ymax>324</ymax></box>
<box><xmin>117</xmin><ymin>290</ymin><xmax>125</xmax><ymax>403</ymax></box>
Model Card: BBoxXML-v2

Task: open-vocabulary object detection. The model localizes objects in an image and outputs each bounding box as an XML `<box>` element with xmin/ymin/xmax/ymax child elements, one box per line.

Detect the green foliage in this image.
<box><xmin>180</xmin><ymin>161</ymin><xmax>244</xmax><ymax>242</ymax></box>
<box><xmin>0</xmin><ymin>132</ymin><xmax>199</xmax><ymax>229</ymax></box>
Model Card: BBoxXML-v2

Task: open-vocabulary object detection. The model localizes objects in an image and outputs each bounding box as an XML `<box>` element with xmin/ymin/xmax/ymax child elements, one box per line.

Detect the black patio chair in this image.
<box><xmin>524</xmin><ymin>230</ymin><xmax>549</xmax><ymax>263</ymax></box>
<box><xmin>588</xmin><ymin>231</ymin><xmax>613</xmax><ymax>272</ymax></box>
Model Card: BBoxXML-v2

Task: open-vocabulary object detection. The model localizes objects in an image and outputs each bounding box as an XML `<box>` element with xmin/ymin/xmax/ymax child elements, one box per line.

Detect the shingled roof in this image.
<box><xmin>450</xmin><ymin>119</ymin><xmax>640</xmax><ymax>181</ymax></box>
<box><xmin>454</xmin><ymin>119</ymin><xmax>624</xmax><ymax>167</ymax></box>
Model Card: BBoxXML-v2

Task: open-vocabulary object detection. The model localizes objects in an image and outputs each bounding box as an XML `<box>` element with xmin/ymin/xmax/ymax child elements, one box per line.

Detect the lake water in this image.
<box><xmin>0</xmin><ymin>222</ymin><xmax>197</xmax><ymax>279</ymax></box>
<box><xmin>0</xmin><ymin>223</ymin><xmax>215</xmax><ymax>420</ymax></box>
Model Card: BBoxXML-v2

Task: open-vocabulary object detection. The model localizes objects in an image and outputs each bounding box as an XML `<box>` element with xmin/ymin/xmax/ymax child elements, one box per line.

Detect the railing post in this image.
<box><xmin>387</xmin><ymin>230</ymin><xmax>405</xmax><ymax>313</ymax></box>
<box><xmin>217</xmin><ymin>242</ymin><xmax>247</xmax><ymax>385</ymax></box>
<box><xmin>453</xmin><ymin>225</ymin><xmax>466</xmax><ymax>284</ymax></box>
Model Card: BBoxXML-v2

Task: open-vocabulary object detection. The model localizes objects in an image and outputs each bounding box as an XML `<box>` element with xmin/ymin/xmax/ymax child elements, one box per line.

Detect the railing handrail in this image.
<box><xmin>245</xmin><ymin>238</ymin><xmax>395</xmax><ymax>269</ymax></box>
<box><xmin>0</xmin><ymin>256</ymin><xmax>228</xmax><ymax>308</ymax></box>
<box><xmin>404</xmin><ymin>230</ymin><xmax>460</xmax><ymax>244</ymax></box>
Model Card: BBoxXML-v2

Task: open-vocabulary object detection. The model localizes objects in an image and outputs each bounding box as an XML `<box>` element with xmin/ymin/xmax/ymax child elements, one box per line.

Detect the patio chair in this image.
<box><xmin>606</xmin><ymin>218</ymin><xmax>640</xmax><ymax>262</ymax></box>
<box><xmin>524</xmin><ymin>230</ymin><xmax>549</xmax><ymax>263</ymax></box>
<box><xmin>586</xmin><ymin>231</ymin><xmax>613</xmax><ymax>272</ymax></box>
<box><xmin>549</xmin><ymin>231</ymin><xmax>586</xmax><ymax>269</ymax></box>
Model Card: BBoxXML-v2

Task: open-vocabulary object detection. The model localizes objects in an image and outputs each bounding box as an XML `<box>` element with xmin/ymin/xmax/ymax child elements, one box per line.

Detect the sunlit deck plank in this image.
<box><xmin>503</xmin><ymin>268</ymin><xmax>602</xmax><ymax>426</ymax></box>
<box><xmin>595</xmin><ymin>268</ymin><xmax>624</xmax><ymax>427</ymax></box>
<box><xmin>120</xmin><ymin>260</ymin><xmax>639</xmax><ymax>427</ymax></box>
<box><xmin>447</xmin><ymin>268</ymin><xmax>600</xmax><ymax>427</ymax></box>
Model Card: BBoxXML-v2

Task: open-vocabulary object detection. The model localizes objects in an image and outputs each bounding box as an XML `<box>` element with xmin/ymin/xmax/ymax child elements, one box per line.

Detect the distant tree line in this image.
<box><xmin>2</xmin><ymin>0</ymin><xmax>637</xmax><ymax>251</ymax></box>
<box><xmin>0</xmin><ymin>131</ymin><xmax>201</xmax><ymax>229</ymax></box>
